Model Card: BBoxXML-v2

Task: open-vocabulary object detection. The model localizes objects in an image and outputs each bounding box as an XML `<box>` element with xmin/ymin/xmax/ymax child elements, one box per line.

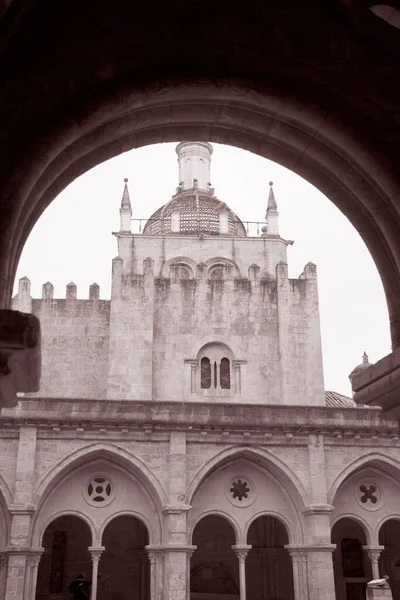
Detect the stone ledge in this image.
<box><xmin>352</xmin><ymin>349</ymin><xmax>400</xmax><ymax>416</ymax></box>
<box><xmin>0</xmin><ymin>398</ymin><xmax>397</xmax><ymax>432</ymax></box>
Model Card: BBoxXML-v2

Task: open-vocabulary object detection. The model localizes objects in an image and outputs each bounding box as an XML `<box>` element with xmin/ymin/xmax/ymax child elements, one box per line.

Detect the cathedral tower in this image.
<box><xmin>108</xmin><ymin>142</ymin><xmax>325</xmax><ymax>405</ymax></box>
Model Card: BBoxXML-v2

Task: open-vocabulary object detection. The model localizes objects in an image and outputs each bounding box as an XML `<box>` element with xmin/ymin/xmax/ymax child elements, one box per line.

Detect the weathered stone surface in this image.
<box><xmin>0</xmin><ymin>310</ymin><xmax>41</xmax><ymax>408</ymax></box>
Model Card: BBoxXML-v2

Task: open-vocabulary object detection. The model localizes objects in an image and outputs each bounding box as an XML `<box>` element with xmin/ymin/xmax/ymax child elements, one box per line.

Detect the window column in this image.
<box><xmin>363</xmin><ymin>546</ymin><xmax>385</xmax><ymax>580</ymax></box>
<box><xmin>88</xmin><ymin>546</ymin><xmax>105</xmax><ymax>600</ymax></box>
<box><xmin>232</xmin><ymin>545</ymin><xmax>251</xmax><ymax>600</ymax></box>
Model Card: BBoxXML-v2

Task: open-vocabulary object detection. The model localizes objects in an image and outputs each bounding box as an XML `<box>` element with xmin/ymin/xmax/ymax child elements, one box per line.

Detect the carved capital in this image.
<box><xmin>146</xmin><ymin>550</ymin><xmax>158</xmax><ymax>564</ymax></box>
<box><xmin>363</xmin><ymin>545</ymin><xmax>385</xmax><ymax>562</ymax></box>
<box><xmin>0</xmin><ymin>310</ymin><xmax>41</xmax><ymax>408</ymax></box>
<box><xmin>232</xmin><ymin>544</ymin><xmax>251</xmax><ymax>562</ymax></box>
<box><xmin>88</xmin><ymin>546</ymin><xmax>105</xmax><ymax>565</ymax></box>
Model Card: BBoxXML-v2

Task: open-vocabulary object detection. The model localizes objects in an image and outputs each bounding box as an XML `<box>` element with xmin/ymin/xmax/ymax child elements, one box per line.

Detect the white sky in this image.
<box><xmin>14</xmin><ymin>142</ymin><xmax>391</xmax><ymax>397</ymax></box>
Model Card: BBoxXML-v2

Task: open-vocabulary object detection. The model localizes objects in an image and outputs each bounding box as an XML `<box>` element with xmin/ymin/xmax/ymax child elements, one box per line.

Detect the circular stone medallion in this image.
<box><xmin>83</xmin><ymin>473</ymin><xmax>116</xmax><ymax>507</ymax></box>
<box><xmin>355</xmin><ymin>479</ymin><xmax>384</xmax><ymax>511</ymax></box>
<box><xmin>226</xmin><ymin>474</ymin><xmax>256</xmax><ymax>508</ymax></box>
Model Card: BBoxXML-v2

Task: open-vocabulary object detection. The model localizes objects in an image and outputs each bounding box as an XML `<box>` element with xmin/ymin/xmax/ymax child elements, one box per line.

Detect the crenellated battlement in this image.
<box><xmin>14</xmin><ymin>278</ymin><xmax>104</xmax><ymax>304</ymax></box>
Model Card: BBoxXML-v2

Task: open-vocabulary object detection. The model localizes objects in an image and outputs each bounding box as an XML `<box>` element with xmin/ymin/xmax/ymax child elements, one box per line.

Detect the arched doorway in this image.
<box><xmin>379</xmin><ymin>519</ymin><xmax>400</xmax><ymax>599</ymax></box>
<box><xmin>191</xmin><ymin>515</ymin><xmax>239</xmax><ymax>600</ymax></box>
<box><xmin>246</xmin><ymin>515</ymin><xmax>294</xmax><ymax>600</ymax></box>
<box><xmin>99</xmin><ymin>515</ymin><xmax>149</xmax><ymax>600</ymax></box>
<box><xmin>332</xmin><ymin>518</ymin><xmax>372</xmax><ymax>600</ymax></box>
<box><xmin>36</xmin><ymin>515</ymin><xmax>92</xmax><ymax>598</ymax></box>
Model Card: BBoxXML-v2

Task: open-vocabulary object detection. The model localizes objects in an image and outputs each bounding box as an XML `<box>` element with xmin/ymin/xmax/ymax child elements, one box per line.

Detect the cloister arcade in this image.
<box><xmin>0</xmin><ymin>443</ymin><xmax>396</xmax><ymax>599</ymax></box>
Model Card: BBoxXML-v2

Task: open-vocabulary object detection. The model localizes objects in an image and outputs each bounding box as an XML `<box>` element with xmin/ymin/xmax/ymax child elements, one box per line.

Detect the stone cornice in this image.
<box><xmin>0</xmin><ymin>398</ymin><xmax>397</xmax><ymax>435</ymax></box>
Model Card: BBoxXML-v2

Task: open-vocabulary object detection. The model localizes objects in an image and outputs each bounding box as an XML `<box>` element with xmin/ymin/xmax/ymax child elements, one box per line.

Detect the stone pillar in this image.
<box><xmin>147</xmin><ymin>550</ymin><xmax>157</xmax><ymax>600</ymax></box>
<box><xmin>162</xmin><ymin>546</ymin><xmax>196</xmax><ymax>600</ymax></box>
<box><xmin>14</xmin><ymin>427</ymin><xmax>37</xmax><ymax>506</ymax></box>
<box><xmin>146</xmin><ymin>547</ymin><xmax>166</xmax><ymax>600</ymax></box>
<box><xmin>88</xmin><ymin>547</ymin><xmax>104</xmax><ymax>600</ymax></box>
<box><xmin>364</xmin><ymin>546</ymin><xmax>385</xmax><ymax>580</ymax></box>
<box><xmin>185</xmin><ymin>548</ymin><xmax>195</xmax><ymax>600</ymax></box>
<box><xmin>0</xmin><ymin>554</ymin><xmax>8</xmax><ymax>600</ymax></box>
<box><xmin>4</xmin><ymin>550</ymin><xmax>28</xmax><ymax>600</ymax></box>
<box><xmin>25</xmin><ymin>549</ymin><xmax>44</xmax><ymax>600</ymax></box>
<box><xmin>287</xmin><ymin>549</ymin><xmax>309</xmax><ymax>600</ymax></box>
<box><xmin>232</xmin><ymin>545</ymin><xmax>251</xmax><ymax>600</ymax></box>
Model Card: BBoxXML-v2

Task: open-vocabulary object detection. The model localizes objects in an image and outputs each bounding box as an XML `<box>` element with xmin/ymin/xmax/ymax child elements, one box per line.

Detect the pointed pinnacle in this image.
<box><xmin>121</xmin><ymin>177</ymin><xmax>131</xmax><ymax>209</ymax></box>
<box><xmin>267</xmin><ymin>181</ymin><xmax>278</xmax><ymax>211</ymax></box>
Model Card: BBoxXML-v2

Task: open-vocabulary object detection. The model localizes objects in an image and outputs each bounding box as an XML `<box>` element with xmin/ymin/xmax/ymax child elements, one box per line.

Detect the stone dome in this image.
<box><xmin>143</xmin><ymin>190</ymin><xmax>247</xmax><ymax>236</ymax></box>
<box><xmin>349</xmin><ymin>352</ymin><xmax>372</xmax><ymax>381</ymax></box>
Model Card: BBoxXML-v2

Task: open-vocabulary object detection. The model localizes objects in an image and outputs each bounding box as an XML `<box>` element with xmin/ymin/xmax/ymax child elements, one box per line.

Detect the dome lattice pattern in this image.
<box><xmin>143</xmin><ymin>192</ymin><xmax>247</xmax><ymax>237</ymax></box>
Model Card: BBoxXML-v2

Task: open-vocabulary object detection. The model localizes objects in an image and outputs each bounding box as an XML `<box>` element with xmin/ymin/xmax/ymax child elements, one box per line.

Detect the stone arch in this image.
<box><xmin>30</xmin><ymin>444</ymin><xmax>165</xmax><ymax>547</ymax></box>
<box><xmin>189</xmin><ymin>510</ymin><xmax>240</xmax><ymax>545</ymax></box>
<box><xmin>4</xmin><ymin>84</ymin><xmax>400</xmax><ymax>347</ymax></box>
<box><xmin>328</xmin><ymin>452</ymin><xmax>400</xmax><ymax>504</ymax></box>
<box><xmin>161</xmin><ymin>256</ymin><xmax>197</xmax><ymax>279</ymax></box>
<box><xmin>0</xmin><ymin>488</ymin><xmax>11</xmax><ymax>551</ymax></box>
<box><xmin>244</xmin><ymin>510</ymin><xmax>295</xmax><ymax>545</ymax></box>
<box><xmin>331</xmin><ymin>513</ymin><xmax>373</xmax><ymax>546</ymax></box>
<box><xmin>0</xmin><ymin>476</ymin><xmax>13</xmax><ymax>549</ymax></box>
<box><xmin>196</xmin><ymin>341</ymin><xmax>233</xmax><ymax>359</ymax></box>
<box><xmin>331</xmin><ymin>516</ymin><xmax>372</xmax><ymax>599</ymax></box>
<box><xmin>190</xmin><ymin>513</ymin><xmax>240</xmax><ymax>598</ymax></box>
<box><xmin>0</xmin><ymin>475</ymin><xmax>13</xmax><ymax>509</ymax></box>
<box><xmin>32</xmin><ymin>443</ymin><xmax>167</xmax><ymax>510</ymax></box>
<box><xmin>187</xmin><ymin>446</ymin><xmax>308</xmax><ymax>512</ymax></box>
<box><xmin>35</xmin><ymin>513</ymin><xmax>93</xmax><ymax>598</ymax></box>
<box><xmin>188</xmin><ymin>335</ymin><xmax>241</xmax><ymax>359</ymax></box>
<box><xmin>378</xmin><ymin>514</ymin><xmax>400</xmax><ymax>533</ymax></box>
<box><xmin>203</xmin><ymin>256</ymin><xmax>241</xmax><ymax>278</ymax></box>
<box><xmin>33</xmin><ymin>509</ymin><xmax>95</xmax><ymax>548</ymax></box>
<box><xmin>99</xmin><ymin>510</ymin><xmax>153</xmax><ymax>545</ymax></box>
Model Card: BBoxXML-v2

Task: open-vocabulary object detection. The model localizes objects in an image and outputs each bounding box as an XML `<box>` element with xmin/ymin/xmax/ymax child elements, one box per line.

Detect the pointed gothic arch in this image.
<box><xmin>187</xmin><ymin>446</ymin><xmax>308</xmax><ymax>511</ymax></box>
<box><xmin>30</xmin><ymin>443</ymin><xmax>165</xmax><ymax>547</ymax></box>
<box><xmin>328</xmin><ymin>452</ymin><xmax>400</xmax><ymax>505</ymax></box>
<box><xmin>32</xmin><ymin>442</ymin><xmax>167</xmax><ymax>509</ymax></box>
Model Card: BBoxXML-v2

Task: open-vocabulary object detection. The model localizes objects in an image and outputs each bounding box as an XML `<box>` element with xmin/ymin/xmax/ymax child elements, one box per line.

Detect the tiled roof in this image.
<box><xmin>325</xmin><ymin>390</ymin><xmax>356</xmax><ymax>408</ymax></box>
<box><xmin>143</xmin><ymin>192</ymin><xmax>247</xmax><ymax>236</ymax></box>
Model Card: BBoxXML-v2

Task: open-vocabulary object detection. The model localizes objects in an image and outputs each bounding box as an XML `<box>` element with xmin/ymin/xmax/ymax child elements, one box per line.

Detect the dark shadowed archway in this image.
<box><xmin>191</xmin><ymin>515</ymin><xmax>239</xmax><ymax>600</ymax></box>
<box><xmin>99</xmin><ymin>515</ymin><xmax>150</xmax><ymax>600</ymax></box>
<box><xmin>379</xmin><ymin>519</ymin><xmax>400</xmax><ymax>600</ymax></box>
<box><xmin>332</xmin><ymin>518</ymin><xmax>372</xmax><ymax>600</ymax></box>
<box><xmin>36</xmin><ymin>515</ymin><xmax>92</xmax><ymax>598</ymax></box>
<box><xmin>246</xmin><ymin>515</ymin><xmax>294</xmax><ymax>600</ymax></box>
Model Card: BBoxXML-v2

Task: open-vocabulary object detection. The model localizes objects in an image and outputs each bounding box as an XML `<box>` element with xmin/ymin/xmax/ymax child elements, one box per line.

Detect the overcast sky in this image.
<box><xmin>14</xmin><ymin>142</ymin><xmax>391</xmax><ymax>397</ymax></box>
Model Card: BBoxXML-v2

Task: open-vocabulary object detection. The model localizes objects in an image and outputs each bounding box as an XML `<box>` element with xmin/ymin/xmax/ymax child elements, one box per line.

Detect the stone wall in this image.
<box><xmin>12</xmin><ymin>285</ymin><xmax>110</xmax><ymax>399</ymax></box>
<box><xmin>109</xmin><ymin>254</ymin><xmax>324</xmax><ymax>404</ymax></box>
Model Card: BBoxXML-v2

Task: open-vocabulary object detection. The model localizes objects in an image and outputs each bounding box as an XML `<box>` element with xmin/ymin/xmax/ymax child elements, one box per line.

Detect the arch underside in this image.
<box><xmin>1</xmin><ymin>82</ymin><xmax>400</xmax><ymax>346</ymax></box>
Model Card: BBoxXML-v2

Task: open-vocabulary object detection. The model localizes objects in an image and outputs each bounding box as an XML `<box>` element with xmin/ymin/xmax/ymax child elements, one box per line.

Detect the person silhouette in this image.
<box><xmin>69</xmin><ymin>573</ymin><xmax>91</xmax><ymax>599</ymax></box>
